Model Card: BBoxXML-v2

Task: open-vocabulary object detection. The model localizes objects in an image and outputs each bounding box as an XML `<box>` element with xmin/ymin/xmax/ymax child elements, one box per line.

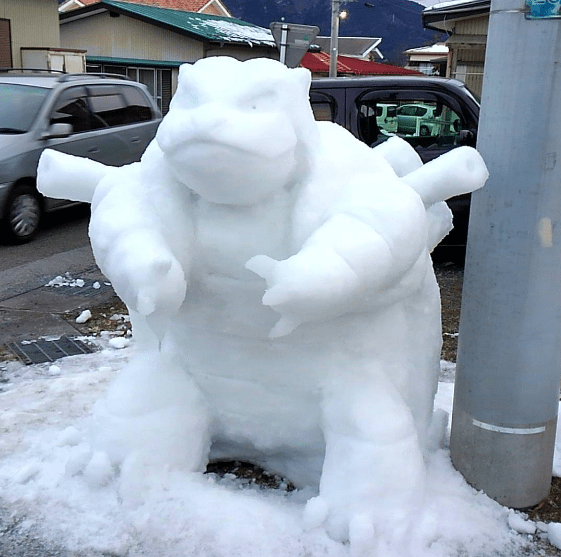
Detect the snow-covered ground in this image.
<box><xmin>1</xmin><ymin>334</ymin><xmax>559</xmax><ymax>557</ymax></box>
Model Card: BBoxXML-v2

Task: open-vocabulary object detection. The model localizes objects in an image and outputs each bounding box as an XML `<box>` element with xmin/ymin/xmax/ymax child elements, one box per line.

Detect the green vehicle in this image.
<box><xmin>396</xmin><ymin>103</ymin><xmax>461</xmax><ymax>138</ymax></box>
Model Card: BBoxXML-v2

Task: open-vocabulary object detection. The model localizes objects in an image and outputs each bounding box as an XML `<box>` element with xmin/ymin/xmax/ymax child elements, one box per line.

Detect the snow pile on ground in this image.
<box><xmin>0</xmin><ymin>348</ymin><xmax>539</xmax><ymax>557</ymax></box>
<box><xmin>45</xmin><ymin>273</ymin><xmax>86</xmax><ymax>288</ymax></box>
<box><xmin>45</xmin><ymin>272</ymin><xmax>104</xmax><ymax>290</ymax></box>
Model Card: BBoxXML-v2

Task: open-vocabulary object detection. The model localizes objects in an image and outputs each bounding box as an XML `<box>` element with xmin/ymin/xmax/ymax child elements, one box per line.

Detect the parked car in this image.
<box><xmin>376</xmin><ymin>103</ymin><xmax>398</xmax><ymax>134</ymax></box>
<box><xmin>395</xmin><ymin>103</ymin><xmax>462</xmax><ymax>138</ymax></box>
<box><xmin>396</xmin><ymin>103</ymin><xmax>436</xmax><ymax>136</ymax></box>
<box><xmin>309</xmin><ymin>75</ymin><xmax>480</xmax><ymax>262</ymax></box>
<box><xmin>0</xmin><ymin>69</ymin><xmax>161</xmax><ymax>243</ymax></box>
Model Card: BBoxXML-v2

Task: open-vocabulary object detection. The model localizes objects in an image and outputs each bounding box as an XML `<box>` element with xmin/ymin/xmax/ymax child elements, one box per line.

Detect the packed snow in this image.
<box><xmin>1</xmin><ymin>347</ymin><xmax>558</xmax><ymax>556</ymax></box>
<box><xmin>18</xmin><ymin>55</ymin><xmax>550</xmax><ymax>555</ymax></box>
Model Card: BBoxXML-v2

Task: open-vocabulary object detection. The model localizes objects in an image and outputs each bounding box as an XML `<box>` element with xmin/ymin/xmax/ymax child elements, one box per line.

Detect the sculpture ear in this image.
<box><xmin>292</xmin><ymin>67</ymin><xmax>312</xmax><ymax>95</ymax></box>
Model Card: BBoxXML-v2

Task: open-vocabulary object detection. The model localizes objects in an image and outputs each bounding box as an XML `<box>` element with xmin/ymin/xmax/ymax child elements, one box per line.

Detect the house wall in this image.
<box><xmin>446</xmin><ymin>14</ymin><xmax>488</xmax><ymax>97</ymax></box>
<box><xmin>60</xmin><ymin>11</ymin><xmax>204</xmax><ymax>62</ymax></box>
<box><xmin>455</xmin><ymin>15</ymin><xmax>489</xmax><ymax>36</ymax></box>
<box><xmin>0</xmin><ymin>0</ymin><xmax>60</xmax><ymax>67</ymax></box>
<box><xmin>205</xmin><ymin>44</ymin><xmax>277</xmax><ymax>61</ymax></box>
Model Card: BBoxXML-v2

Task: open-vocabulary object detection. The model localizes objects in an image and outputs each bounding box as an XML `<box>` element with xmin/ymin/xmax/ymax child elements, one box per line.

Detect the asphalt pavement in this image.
<box><xmin>0</xmin><ymin>243</ymin><xmax>118</xmax><ymax>348</ymax></box>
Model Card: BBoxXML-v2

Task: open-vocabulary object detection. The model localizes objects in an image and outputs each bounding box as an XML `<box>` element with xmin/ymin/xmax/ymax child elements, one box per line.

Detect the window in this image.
<box><xmin>89</xmin><ymin>63</ymin><xmax>172</xmax><ymax>114</ymax></box>
<box><xmin>86</xmin><ymin>85</ymin><xmax>128</xmax><ymax>128</ymax></box>
<box><xmin>311</xmin><ymin>102</ymin><xmax>333</xmax><ymax>121</ymax></box>
<box><xmin>357</xmin><ymin>93</ymin><xmax>463</xmax><ymax>155</ymax></box>
<box><xmin>49</xmin><ymin>84</ymin><xmax>155</xmax><ymax>133</ymax></box>
<box><xmin>49</xmin><ymin>86</ymin><xmax>94</xmax><ymax>133</ymax></box>
<box><xmin>158</xmin><ymin>69</ymin><xmax>172</xmax><ymax>114</ymax></box>
<box><xmin>139</xmin><ymin>68</ymin><xmax>155</xmax><ymax>99</ymax></box>
<box><xmin>103</xmin><ymin>65</ymin><xmax>127</xmax><ymax>76</ymax></box>
<box><xmin>310</xmin><ymin>91</ymin><xmax>337</xmax><ymax>122</ymax></box>
<box><xmin>121</xmin><ymin>85</ymin><xmax>153</xmax><ymax>123</ymax></box>
<box><xmin>0</xmin><ymin>83</ymin><xmax>49</xmax><ymax>132</ymax></box>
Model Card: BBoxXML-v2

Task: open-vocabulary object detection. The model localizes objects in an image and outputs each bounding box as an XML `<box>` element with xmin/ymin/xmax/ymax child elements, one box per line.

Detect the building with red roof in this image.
<box><xmin>300</xmin><ymin>51</ymin><xmax>422</xmax><ymax>77</ymax></box>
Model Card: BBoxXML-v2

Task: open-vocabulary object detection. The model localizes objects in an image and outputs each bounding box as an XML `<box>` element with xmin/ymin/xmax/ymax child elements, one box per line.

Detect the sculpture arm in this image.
<box><xmin>89</xmin><ymin>164</ymin><xmax>192</xmax><ymax>339</ymax></box>
<box><xmin>37</xmin><ymin>149</ymin><xmax>110</xmax><ymax>203</ymax></box>
<box><xmin>246</xmin><ymin>177</ymin><xmax>428</xmax><ymax>337</ymax></box>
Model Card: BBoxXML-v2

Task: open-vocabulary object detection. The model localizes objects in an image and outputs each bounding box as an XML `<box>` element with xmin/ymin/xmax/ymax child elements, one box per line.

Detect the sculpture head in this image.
<box><xmin>156</xmin><ymin>57</ymin><xmax>319</xmax><ymax>205</ymax></box>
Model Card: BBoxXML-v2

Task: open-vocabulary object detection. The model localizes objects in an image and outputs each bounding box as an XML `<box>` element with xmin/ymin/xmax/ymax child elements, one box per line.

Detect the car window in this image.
<box><xmin>87</xmin><ymin>85</ymin><xmax>128</xmax><ymax>128</ymax></box>
<box><xmin>310</xmin><ymin>91</ymin><xmax>337</xmax><ymax>122</ymax></box>
<box><xmin>49</xmin><ymin>86</ymin><xmax>97</xmax><ymax>133</ymax></box>
<box><xmin>357</xmin><ymin>95</ymin><xmax>462</xmax><ymax>153</ymax></box>
<box><xmin>0</xmin><ymin>83</ymin><xmax>49</xmax><ymax>133</ymax></box>
<box><xmin>120</xmin><ymin>86</ymin><xmax>154</xmax><ymax>123</ymax></box>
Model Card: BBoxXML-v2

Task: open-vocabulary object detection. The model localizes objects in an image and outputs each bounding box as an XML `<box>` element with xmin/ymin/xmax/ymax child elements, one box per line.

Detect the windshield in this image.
<box><xmin>0</xmin><ymin>83</ymin><xmax>50</xmax><ymax>133</ymax></box>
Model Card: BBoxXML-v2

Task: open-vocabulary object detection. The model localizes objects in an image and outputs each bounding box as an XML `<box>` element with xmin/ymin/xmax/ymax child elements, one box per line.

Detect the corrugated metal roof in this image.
<box><xmin>301</xmin><ymin>52</ymin><xmax>423</xmax><ymax>76</ymax></box>
<box><xmin>100</xmin><ymin>0</ymin><xmax>276</xmax><ymax>46</ymax></box>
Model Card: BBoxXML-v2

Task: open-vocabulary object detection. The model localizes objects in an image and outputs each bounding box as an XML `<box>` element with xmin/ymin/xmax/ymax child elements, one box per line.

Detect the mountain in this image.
<box><xmin>225</xmin><ymin>0</ymin><xmax>445</xmax><ymax>64</ymax></box>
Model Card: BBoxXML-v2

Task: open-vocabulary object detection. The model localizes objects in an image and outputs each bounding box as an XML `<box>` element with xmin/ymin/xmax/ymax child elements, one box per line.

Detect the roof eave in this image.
<box><xmin>422</xmin><ymin>1</ymin><xmax>490</xmax><ymax>33</ymax></box>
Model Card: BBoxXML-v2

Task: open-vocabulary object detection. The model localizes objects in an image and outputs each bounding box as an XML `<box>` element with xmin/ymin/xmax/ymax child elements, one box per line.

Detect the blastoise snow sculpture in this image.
<box><xmin>38</xmin><ymin>57</ymin><xmax>488</xmax><ymax>550</ymax></box>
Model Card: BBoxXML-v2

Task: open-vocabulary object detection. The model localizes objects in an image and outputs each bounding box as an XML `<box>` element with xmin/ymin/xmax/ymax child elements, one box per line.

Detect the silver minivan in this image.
<box><xmin>0</xmin><ymin>70</ymin><xmax>161</xmax><ymax>243</ymax></box>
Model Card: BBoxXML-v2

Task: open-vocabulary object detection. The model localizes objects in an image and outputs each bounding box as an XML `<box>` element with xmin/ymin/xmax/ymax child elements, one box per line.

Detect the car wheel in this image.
<box><xmin>4</xmin><ymin>185</ymin><xmax>42</xmax><ymax>243</ymax></box>
<box><xmin>420</xmin><ymin>125</ymin><xmax>430</xmax><ymax>137</ymax></box>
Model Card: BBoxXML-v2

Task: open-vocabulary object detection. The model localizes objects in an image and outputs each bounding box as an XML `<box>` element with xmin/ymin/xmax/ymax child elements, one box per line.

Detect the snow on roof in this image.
<box><xmin>188</xmin><ymin>17</ymin><xmax>275</xmax><ymax>45</ymax></box>
<box><xmin>64</xmin><ymin>0</ymin><xmax>275</xmax><ymax>47</ymax></box>
<box><xmin>405</xmin><ymin>43</ymin><xmax>449</xmax><ymax>55</ymax></box>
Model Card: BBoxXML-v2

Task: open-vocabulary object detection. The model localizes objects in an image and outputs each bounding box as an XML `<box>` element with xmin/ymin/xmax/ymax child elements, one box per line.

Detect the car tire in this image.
<box><xmin>420</xmin><ymin>125</ymin><xmax>430</xmax><ymax>137</ymax></box>
<box><xmin>3</xmin><ymin>185</ymin><xmax>42</xmax><ymax>243</ymax></box>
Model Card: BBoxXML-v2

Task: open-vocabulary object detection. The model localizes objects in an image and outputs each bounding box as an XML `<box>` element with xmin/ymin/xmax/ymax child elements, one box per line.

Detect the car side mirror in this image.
<box><xmin>458</xmin><ymin>129</ymin><xmax>475</xmax><ymax>143</ymax></box>
<box><xmin>42</xmin><ymin>123</ymin><xmax>73</xmax><ymax>140</ymax></box>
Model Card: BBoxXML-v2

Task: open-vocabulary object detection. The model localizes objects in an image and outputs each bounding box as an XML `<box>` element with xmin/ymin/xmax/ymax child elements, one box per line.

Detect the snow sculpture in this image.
<box><xmin>37</xmin><ymin>57</ymin><xmax>488</xmax><ymax>550</ymax></box>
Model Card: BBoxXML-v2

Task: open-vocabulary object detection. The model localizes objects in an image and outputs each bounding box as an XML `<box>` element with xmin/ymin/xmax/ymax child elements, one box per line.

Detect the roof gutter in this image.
<box><xmin>422</xmin><ymin>0</ymin><xmax>490</xmax><ymax>33</ymax></box>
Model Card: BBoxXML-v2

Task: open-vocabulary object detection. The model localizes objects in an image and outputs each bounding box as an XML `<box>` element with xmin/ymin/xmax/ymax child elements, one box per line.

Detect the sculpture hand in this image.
<box><xmin>101</xmin><ymin>230</ymin><xmax>187</xmax><ymax>338</ymax></box>
<box><xmin>246</xmin><ymin>248</ymin><xmax>360</xmax><ymax>338</ymax></box>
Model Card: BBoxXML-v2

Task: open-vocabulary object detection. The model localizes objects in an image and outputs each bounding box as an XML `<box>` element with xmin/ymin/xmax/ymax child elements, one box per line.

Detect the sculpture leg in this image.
<box><xmin>88</xmin><ymin>351</ymin><xmax>211</xmax><ymax>480</ymax></box>
<box><xmin>307</xmin><ymin>371</ymin><xmax>426</xmax><ymax>551</ymax></box>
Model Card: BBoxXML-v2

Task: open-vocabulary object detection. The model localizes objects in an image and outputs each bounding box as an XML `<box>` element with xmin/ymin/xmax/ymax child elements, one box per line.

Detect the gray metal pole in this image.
<box><xmin>450</xmin><ymin>0</ymin><xmax>561</xmax><ymax>508</ymax></box>
<box><xmin>329</xmin><ymin>0</ymin><xmax>340</xmax><ymax>77</ymax></box>
<box><xmin>279</xmin><ymin>24</ymin><xmax>288</xmax><ymax>65</ymax></box>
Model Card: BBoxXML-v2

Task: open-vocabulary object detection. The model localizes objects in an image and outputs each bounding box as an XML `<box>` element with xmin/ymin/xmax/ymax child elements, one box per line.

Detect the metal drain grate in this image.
<box><xmin>6</xmin><ymin>335</ymin><xmax>94</xmax><ymax>365</ymax></box>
